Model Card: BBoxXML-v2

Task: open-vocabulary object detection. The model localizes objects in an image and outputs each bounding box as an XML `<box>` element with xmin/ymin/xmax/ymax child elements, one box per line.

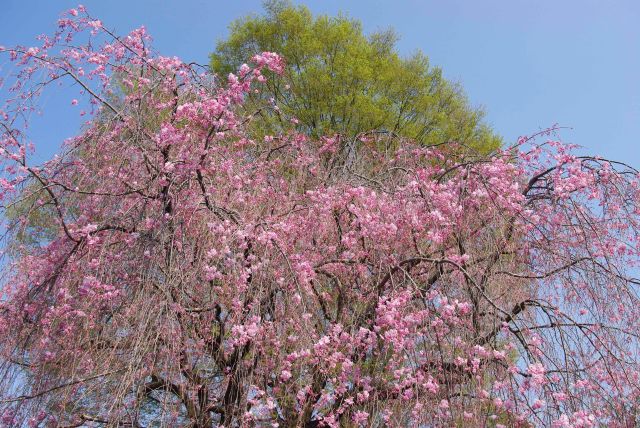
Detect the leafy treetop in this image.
<box><xmin>210</xmin><ymin>0</ymin><xmax>502</xmax><ymax>154</ymax></box>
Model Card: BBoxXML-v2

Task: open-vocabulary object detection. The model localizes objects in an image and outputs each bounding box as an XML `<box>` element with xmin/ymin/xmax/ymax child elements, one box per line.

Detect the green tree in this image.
<box><xmin>211</xmin><ymin>0</ymin><xmax>501</xmax><ymax>153</ymax></box>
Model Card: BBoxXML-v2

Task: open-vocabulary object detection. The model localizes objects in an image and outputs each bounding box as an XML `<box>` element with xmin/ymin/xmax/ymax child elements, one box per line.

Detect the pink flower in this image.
<box><xmin>88</xmin><ymin>20</ymin><xmax>102</xmax><ymax>29</ymax></box>
<box><xmin>532</xmin><ymin>399</ymin><xmax>546</xmax><ymax>410</ymax></box>
<box><xmin>527</xmin><ymin>362</ymin><xmax>547</xmax><ymax>387</ymax></box>
<box><xmin>280</xmin><ymin>370</ymin><xmax>292</xmax><ymax>382</ymax></box>
<box><xmin>352</xmin><ymin>411</ymin><xmax>369</xmax><ymax>425</ymax></box>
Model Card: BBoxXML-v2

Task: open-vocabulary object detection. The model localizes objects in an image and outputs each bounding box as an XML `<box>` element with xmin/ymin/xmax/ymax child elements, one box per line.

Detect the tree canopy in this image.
<box><xmin>1</xmin><ymin>9</ymin><xmax>640</xmax><ymax>427</ymax></box>
<box><xmin>211</xmin><ymin>0</ymin><xmax>502</xmax><ymax>154</ymax></box>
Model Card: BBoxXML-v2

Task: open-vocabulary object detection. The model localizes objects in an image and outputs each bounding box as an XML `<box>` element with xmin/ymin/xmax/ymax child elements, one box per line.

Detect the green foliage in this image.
<box><xmin>4</xmin><ymin>182</ymin><xmax>59</xmax><ymax>255</ymax></box>
<box><xmin>211</xmin><ymin>0</ymin><xmax>501</xmax><ymax>153</ymax></box>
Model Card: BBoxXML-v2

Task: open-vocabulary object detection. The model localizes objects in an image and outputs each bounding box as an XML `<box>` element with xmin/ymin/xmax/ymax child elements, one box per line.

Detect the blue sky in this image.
<box><xmin>1</xmin><ymin>0</ymin><xmax>639</xmax><ymax>166</ymax></box>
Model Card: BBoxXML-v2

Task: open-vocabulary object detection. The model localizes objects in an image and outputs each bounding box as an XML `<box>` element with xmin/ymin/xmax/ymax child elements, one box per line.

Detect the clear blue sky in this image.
<box><xmin>1</xmin><ymin>0</ymin><xmax>639</xmax><ymax>166</ymax></box>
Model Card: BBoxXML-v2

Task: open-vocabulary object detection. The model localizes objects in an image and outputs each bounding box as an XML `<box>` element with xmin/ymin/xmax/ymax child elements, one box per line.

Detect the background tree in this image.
<box><xmin>210</xmin><ymin>0</ymin><xmax>502</xmax><ymax>154</ymax></box>
<box><xmin>2</xmin><ymin>8</ymin><xmax>640</xmax><ymax>428</ymax></box>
